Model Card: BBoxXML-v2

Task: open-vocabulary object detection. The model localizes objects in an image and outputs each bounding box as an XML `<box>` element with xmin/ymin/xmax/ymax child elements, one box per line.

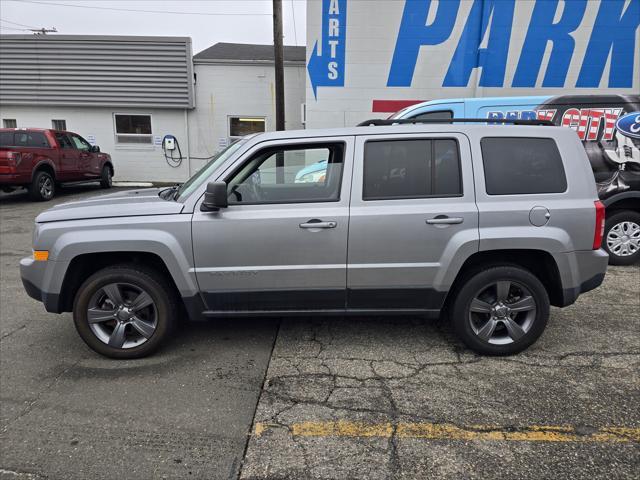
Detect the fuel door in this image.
<box><xmin>529</xmin><ymin>206</ymin><xmax>551</xmax><ymax>227</ymax></box>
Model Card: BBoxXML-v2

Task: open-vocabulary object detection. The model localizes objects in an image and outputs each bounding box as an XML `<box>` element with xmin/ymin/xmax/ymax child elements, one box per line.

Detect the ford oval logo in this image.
<box><xmin>615</xmin><ymin>112</ymin><xmax>640</xmax><ymax>140</ymax></box>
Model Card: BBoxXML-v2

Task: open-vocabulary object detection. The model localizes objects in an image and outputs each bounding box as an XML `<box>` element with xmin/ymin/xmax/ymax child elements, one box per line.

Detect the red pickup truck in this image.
<box><xmin>0</xmin><ymin>128</ymin><xmax>114</xmax><ymax>201</ymax></box>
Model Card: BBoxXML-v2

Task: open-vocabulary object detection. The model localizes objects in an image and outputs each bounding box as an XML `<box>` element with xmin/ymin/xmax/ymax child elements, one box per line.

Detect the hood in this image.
<box><xmin>36</xmin><ymin>188</ymin><xmax>184</xmax><ymax>223</ymax></box>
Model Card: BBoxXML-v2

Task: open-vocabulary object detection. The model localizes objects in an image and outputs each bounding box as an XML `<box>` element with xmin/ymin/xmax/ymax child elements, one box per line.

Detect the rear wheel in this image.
<box><xmin>604</xmin><ymin>210</ymin><xmax>640</xmax><ymax>266</ymax></box>
<box><xmin>100</xmin><ymin>165</ymin><xmax>113</xmax><ymax>189</ymax></box>
<box><xmin>29</xmin><ymin>170</ymin><xmax>55</xmax><ymax>201</ymax></box>
<box><xmin>450</xmin><ymin>266</ymin><xmax>549</xmax><ymax>355</ymax></box>
<box><xmin>73</xmin><ymin>265</ymin><xmax>176</xmax><ymax>359</ymax></box>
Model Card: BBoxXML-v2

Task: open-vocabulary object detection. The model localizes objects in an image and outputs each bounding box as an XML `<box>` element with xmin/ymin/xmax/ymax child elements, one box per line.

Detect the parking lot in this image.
<box><xmin>1</xmin><ymin>187</ymin><xmax>639</xmax><ymax>479</ymax></box>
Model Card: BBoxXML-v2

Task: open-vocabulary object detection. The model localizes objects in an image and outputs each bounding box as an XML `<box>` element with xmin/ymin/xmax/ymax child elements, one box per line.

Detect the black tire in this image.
<box><xmin>100</xmin><ymin>165</ymin><xmax>113</xmax><ymax>189</ymax></box>
<box><xmin>450</xmin><ymin>265</ymin><xmax>550</xmax><ymax>356</ymax></box>
<box><xmin>29</xmin><ymin>170</ymin><xmax>55</xmax><ymax>201</ymax></box>
<box><xmin>73</xmin><ymin>265</ymin><xmax>177</xmax><ymax>359</ymax></box>
<box><xmin>603</xmin><ymin>210</ymin><xmax>640</xmax><ymax>266</ymax></box>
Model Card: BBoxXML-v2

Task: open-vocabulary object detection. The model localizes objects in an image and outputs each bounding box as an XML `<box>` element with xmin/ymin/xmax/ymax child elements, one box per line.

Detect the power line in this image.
<box><xmin>290</xmin><ymin>0</ymin><xmax>298</xmax><ymax>46</ymax></box>
<box><xmin>0</xmin><ymin>18</ymin><xmax>40</xmax><ymax>29</ymax></box>
<box><xmin>9</xmin><ymin>0</ymin><xmax>273</xmax><ymax>16</ymax></box>
<box><xmin>0</xmin><ymin>25</ymin><xmax>28</xmax><ymax>31</ymax></box>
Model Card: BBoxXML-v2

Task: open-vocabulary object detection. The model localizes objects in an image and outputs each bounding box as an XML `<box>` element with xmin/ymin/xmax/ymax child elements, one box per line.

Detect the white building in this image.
<box><xmin>188</xmin><ymin>42</ymin><xmax>305</xmax><ymax>174</ymax></box>
<box><xmin>0</xmin><ymin>35</ymin><xmax>195</xmax><ymax>183</ymax></box>
<box><xmin>0</xmin><ymin>36</ymin><xmax>306</xmax><ymax>182</ymax></box>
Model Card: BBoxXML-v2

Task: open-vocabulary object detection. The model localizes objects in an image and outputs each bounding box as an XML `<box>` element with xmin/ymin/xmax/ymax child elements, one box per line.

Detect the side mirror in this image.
<box><xmin>90</xmin><ymin>145</ymin><xmax>100</xmax><ymax>153</ymax></box>
<box><xmin>200</xmin><ymin>181</ymin><xmax>228</xmax><ymax>211</ymax></box>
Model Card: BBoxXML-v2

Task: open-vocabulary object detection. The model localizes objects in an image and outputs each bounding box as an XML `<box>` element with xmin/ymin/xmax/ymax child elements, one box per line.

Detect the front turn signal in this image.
<box><xmin>33</xmin><ymin>250</ymin><xmax>49</xmax><ymax>261</ymax></box>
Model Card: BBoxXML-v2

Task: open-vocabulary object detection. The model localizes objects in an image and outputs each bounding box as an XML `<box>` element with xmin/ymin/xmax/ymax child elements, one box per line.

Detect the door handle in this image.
<box><xmin>426</xmin><ymin>216</ymin><xmax>464</xmax><ymax>225</ymax></box>
<box><xmin>299</xmin><ymin>220</ymin><xmax>337</xmax><ymax>229</ymax></box>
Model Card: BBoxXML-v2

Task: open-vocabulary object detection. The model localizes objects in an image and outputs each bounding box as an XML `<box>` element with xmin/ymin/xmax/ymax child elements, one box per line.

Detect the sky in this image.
<box><xmin>0</xmin><ymin>0</ymin><xmax>307</xmax><ymax>53</ymax></box>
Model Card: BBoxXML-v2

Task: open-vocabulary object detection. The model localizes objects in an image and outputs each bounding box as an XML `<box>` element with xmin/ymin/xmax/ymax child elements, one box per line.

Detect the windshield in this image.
<box><xmin>175</xmin><ymin>139</ymin><xmax>248</xmax><ymax>201</ymax></box>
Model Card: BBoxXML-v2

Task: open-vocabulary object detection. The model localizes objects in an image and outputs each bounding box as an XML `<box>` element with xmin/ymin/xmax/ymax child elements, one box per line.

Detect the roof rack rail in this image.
<box><xmin>357</xmin><ymin>118</ymin><xmax>555</xmax><ymax>127</ymax></box>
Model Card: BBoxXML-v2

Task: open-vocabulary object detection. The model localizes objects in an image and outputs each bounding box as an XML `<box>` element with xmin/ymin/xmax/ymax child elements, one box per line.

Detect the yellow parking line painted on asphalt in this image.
<box><xmin>254</xmin><ymin>421</ymin><xmax>640</xmax><ymax>443</ymax></box>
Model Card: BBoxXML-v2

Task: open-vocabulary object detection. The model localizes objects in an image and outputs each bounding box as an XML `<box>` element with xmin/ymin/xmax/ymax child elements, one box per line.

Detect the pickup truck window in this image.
<box><xmin>226</xmin><ymin>143</ymin><xmax>344</xmax><ymax>204</ymax></box>
<box><xmin>55</xmin><ymin>132</ymin><xmax>74</xmax><ymax>149</ymax></box>
<box><xmin>363</xmin><ymin>139</ymin><xmax>461</xmax><ymax>200</ymax></box>
<box><xmin>69</xmin><ymin>134</ymin><xmax>91</xmax><ymax>151</ymax></box>
<box><xmin>15</xmin><ymin>131</ymin><xmax>50</xmax><ymax>148</ymax></box>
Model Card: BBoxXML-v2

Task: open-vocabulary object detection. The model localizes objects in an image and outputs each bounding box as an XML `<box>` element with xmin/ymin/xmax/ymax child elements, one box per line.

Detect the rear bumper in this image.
<box><xmin>558</xmin><ymin>249</ymin><xmax>609</xmax><ymax>307</ymax></box>
<box><xmin>0</xmin><ymin>173</ymin><xmax>29</xmax><ymax>185</ymax></box>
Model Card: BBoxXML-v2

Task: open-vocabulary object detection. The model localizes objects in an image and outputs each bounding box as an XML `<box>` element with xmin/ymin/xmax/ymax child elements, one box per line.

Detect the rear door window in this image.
<box><xmin>481</xmin><ymin>137</ymin><xmax>567</xmax><ymax>195</ymax></box>
<box><xmin>363</xmin><ymin>139</ymin><xmax>462</xmax><ymax>200</ymax></box>
<box><xmin>55</xmin><ymin>132</ymin><xmax>74</xmax><ymax>149</ymax></box>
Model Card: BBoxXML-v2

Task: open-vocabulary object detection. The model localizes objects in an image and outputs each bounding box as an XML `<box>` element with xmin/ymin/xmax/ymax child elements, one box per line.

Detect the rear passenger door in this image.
<box><xmin>347</xmin><ymin>133</ymin><xmax>479</xmax><ymax>312</ymax></box>
<box><xmin>54</xmin><ymin>132</ymin><xmax>77</xmax><ymax>179</ymax></box>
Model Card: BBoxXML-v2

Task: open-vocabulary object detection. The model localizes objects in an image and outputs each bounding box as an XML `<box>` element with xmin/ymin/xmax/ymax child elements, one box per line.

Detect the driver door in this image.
<box><xmin>68</xmin><ymin>133</ymin><xmax>98</xmax><ymax>179</ymax></box>
<box><xmin>191</xmin><ymin>136</ymin><xmax>354</xmax><ymax>313</ymax></box>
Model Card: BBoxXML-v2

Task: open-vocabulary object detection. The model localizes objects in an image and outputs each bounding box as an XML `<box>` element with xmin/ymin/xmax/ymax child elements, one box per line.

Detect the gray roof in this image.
<box><xmin>194</xmin><ymin>42</ymin><xmax>305</xmax><ymax>63</ymax></box>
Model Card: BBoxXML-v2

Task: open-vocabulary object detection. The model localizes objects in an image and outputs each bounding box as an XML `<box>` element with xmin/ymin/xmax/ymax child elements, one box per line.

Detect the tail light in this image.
<box><xmin>593</xmin><ymin>200</ymin><xmax>606</xmax><ymax>250</ymax></box>
<box><xmin>0</xmin><ymin>151</ymin><xmax>20</xmax><ymax>173</ymax></box>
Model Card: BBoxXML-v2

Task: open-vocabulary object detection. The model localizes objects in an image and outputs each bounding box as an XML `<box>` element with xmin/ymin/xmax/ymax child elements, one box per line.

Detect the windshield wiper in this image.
<box><xmin>158</xmin><ymin>185</ymin><xmax>180</xmax><ymax>201</ymax></box>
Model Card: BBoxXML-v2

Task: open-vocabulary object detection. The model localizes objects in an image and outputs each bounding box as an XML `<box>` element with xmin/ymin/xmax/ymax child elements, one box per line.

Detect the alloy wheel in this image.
<box><xmin>87</xmin><ymin>282</ymin><xmax>157</xmax><ymax>349</ymax></box>
<box><xmin>39</xmin><ymin>176</ymin><xmax>53</xmax><ymax>199</ymax></box>
<box><xmin>468</xmin><ymin>280</ymin><xmax>537</xmax><ymax>345</ymax></box>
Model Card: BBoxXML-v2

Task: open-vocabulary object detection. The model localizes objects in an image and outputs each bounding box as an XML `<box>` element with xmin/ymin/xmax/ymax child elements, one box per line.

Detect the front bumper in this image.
<box><xmin>20</xmin><ymin>257</ymin><xmax>63</xmax><ymax>313</ymax></box>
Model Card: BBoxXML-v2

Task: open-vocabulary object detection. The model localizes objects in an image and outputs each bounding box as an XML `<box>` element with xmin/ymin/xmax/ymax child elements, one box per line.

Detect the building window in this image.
<box><xmin>3</xmin><ymin>119</ymin><xmax>17</xmax><ymax>128</ymax></box>
<box><xmin>229</xmin><ymin>117</ymin><xmax>265</xmax><ymax>139</ymax></box>
<box><xmin>114</xmin><ymin>114</ymin><xmax>152</xmax><ymax>144</ymax></box>
<box><xmin>52</xmin><ymin>119</ymin><xmax>67</xmax><ymax>130</ymax></box>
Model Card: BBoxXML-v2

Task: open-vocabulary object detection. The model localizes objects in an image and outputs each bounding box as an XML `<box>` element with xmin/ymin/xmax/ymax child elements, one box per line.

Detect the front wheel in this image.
<box><xmin>450</xmin><ymin>266</ymin><xmax>550</xmax><ymax>356</ymax></box>
<box><xmin>73</xmin><ymin>265</ymin><xmax>177</xmax><ymax>359</ymax></box>
<box><xmin>604</xmin><ymin>210</ymin><xmax>640</xmax><ymax>266</ymax></box>
<box><xmin>100</xmin><ymin>165</ymin><xmax>113</xmax><ymax>189</ymax></box>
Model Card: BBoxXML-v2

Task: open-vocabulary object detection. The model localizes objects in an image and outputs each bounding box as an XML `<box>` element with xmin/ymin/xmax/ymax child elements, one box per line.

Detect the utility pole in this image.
<box><xmin>272</xmin><ymin>0</ymin><xmax>285</xmax><ymax>131</ymax></box>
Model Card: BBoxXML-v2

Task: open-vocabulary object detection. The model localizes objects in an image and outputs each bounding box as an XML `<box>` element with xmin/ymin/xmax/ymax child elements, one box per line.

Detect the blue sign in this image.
<box><xmin>387</xmin><ymin>0</ymin><xmax>639</xmax><ymax>89</ymax></box>
<box><xmin>307</xmin><ymin>0</ymin><xmax>347</xmax><ymax>98</ymax></box>
<box><xmin>616</xmin><ymin>112</ymin><xmax>640</xmax><ymax>139</ymax></box>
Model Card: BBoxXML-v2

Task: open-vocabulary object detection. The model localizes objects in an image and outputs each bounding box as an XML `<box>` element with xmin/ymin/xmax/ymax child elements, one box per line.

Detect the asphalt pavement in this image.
<box><xmin>1</xmin><ymin>186</ymin><xmax>638</xmax><ymax>479</ymax></box>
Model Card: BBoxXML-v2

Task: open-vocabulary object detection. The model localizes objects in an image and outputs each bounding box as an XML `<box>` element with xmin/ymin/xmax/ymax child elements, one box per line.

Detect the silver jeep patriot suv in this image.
<box><xmin>20</xmin><ymin>122</ymin><xmax>609</xmax><ymax>359</ymax></box>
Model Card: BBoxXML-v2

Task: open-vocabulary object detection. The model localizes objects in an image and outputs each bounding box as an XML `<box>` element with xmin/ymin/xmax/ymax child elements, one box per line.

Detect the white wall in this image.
<box><xmin>0</xmin><ymin>105</ymin><xmax>191</xmax><ymax>182</ymax></box>
<box><xmin>189</xmin><ymin>61</ymin><xmax>306</xmax><ymax>173</ymax></box>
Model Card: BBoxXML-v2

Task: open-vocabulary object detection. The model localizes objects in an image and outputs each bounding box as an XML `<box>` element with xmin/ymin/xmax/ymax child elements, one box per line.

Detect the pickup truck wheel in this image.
<box><xmin>73</xmin><ymin>265</ymin><xmax>176</xmax><ymax>359</ymax></box>
<box><xmin>604</xmin><ymin>210</ymin><xmax>640</xmax><ymax>266</ymax></box>
<box><xmin>100</xmin><ymin>165</ymin><xmax>113</xmax><ymax>189</ymax></box>
<box><xmin>29</xmin><ymin>171</ymin><xmax>55</xmax><ymax>201</ymax></box>
<box><xmin>450</xmin><ymin>266</ymin><xmax>549</xmax><ymax>355</ymax></box>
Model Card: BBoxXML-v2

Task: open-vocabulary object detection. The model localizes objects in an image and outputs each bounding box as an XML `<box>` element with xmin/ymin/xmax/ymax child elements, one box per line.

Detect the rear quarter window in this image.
<box><xmin>480</xmin><ymin>137</ymin><xmax>567</xmax><ymax>195</ymax></box>
<box><xmin>14</xmin><ymin>131</ymin><xmax>50</xmax><ymax>148</ymax></box>
<box><xmin>0</xmin><ymin>131</ymin><xmax>13</xmax><ymax>146</ymax></box>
